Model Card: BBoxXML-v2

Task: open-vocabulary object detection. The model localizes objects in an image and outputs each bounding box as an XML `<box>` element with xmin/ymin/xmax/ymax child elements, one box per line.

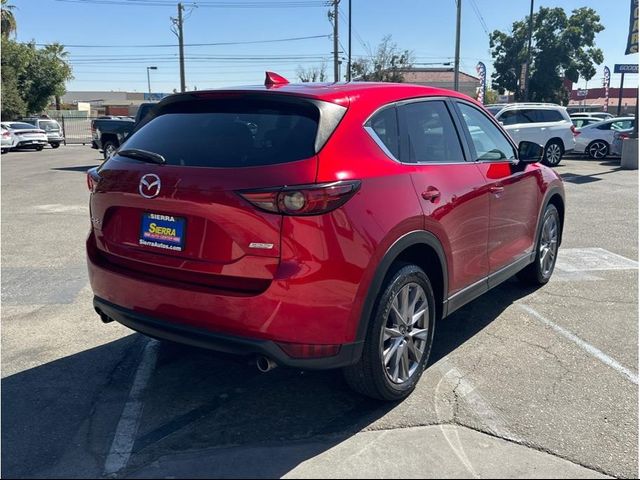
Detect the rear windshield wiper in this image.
<box><xmin>117</xmin><ymin>148</ymin><xmax>166</xmax><ymax>165</ymax></box>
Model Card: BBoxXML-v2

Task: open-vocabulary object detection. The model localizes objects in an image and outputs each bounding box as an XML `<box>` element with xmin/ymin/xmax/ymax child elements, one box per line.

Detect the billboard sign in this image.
<box><xmin>626</xmin><ymin>0</ymin><xmax>639</xmax><ymax>54</ymax></box>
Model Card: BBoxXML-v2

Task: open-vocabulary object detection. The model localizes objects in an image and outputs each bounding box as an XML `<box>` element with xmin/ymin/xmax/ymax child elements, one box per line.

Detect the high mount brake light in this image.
<box><xmin>238</xmin><ymin>181</ymin><xmax>361</xmax><ymax>216</ymax></box>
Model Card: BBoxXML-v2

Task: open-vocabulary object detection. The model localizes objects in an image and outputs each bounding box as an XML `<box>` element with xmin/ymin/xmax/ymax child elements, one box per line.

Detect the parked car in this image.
<box><xmin>0</xmin><ymin>122</ymin><xmax>49</xmax><ymax>152</ymax></box>
<box><xmin>21</xmin><ymin>117</ymin><xmax>65</xmax><ymax>148</ymax></box>
<box><xmin>91</xmin><ymin>102</ymin><xmax>157</xmax><ymax>159</ymax></box>
<box><xmin>574</xmin><ymin>117</ymin><xmax>635</xmax><ymax>159</ymax></box>
<box><xmin>569</xmin><ymin>112</ymin><xmax>614</xmax><ymax>121</ymax></box>
<box><xmin>1</xmin><ymin>124</ymin><xmax>13</xmax><ymax>153</ymax></box>
<box><xmin>486</xmin><ymin>103</ymin><xmax>575</xmax><ymax>166</ymax></box>
<box><xmin>87</xmin><ymin>77</ymin><xmax>565</xmax><ymax>401</ymax></box>
<box><xmin>571</xmin><ymin>117</ymin><xmax>603</xmax><ymax>129</ymax></box>
<box><xmin>611</xmin><ymin>130</ymin><xmax>632</xmax><ymax>157</ymax></box>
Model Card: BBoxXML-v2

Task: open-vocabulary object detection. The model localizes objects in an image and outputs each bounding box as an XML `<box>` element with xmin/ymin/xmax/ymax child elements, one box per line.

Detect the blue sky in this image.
<box><xmin>10</xmin><ymin>0</ymin><xmax>639</xmax><ymax>93</ymax></box>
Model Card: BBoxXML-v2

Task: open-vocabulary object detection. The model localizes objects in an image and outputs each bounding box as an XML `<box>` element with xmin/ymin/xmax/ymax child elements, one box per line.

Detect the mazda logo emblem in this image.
<box><xmin>139</xmin><ymin>174</ymin><xmax>161</xmax><ymax>199</ymax></box>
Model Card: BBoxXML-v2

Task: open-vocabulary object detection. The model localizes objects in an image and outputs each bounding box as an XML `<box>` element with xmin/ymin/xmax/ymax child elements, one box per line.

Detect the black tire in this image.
<box><xmin>343</xmin><ymin>264</ymin><xmax>436</xmax><ymax>401</ymax></box>
<box><xmin>517</xmin><ymin>204</ymin><xmax>561</xmax><ymax>285</ymax></box>
<box><xmin>35</xmin><ymin>146</ymin><xmax>44</xmax><ymax>151</ymax></box>
<box><xmin>542</xmin><ymin>140</ymin><xmax>563</xmax><ymax>166</ymax></box>
<box><xmin>1</xmin><ymin>148</ymin><xmax>8</xmax><ymax>154</ymax></box>
<box><xmin>587</xmin><ymin>140</ymin><xmax>609</xmax><ymax>160</ymax></box>
<box><xmin>51</xmin><ymin>143</ymin><xmax>60</xmax><ymax>149</ymax></box>
<box><xmin>103</xmin><ymin>140</ymin><xmax>118</xmax><ymax>160</ymax></box>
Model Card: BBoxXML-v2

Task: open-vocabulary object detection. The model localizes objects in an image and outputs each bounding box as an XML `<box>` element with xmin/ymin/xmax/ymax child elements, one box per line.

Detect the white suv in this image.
<box><xmin>485</xmin><ymin>103</ymin><xmax>575</xmax><ymax>166</ymax></box>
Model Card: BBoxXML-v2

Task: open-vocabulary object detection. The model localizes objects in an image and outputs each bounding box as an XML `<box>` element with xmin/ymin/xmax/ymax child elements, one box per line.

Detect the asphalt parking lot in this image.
<box><xmin>2</xmin><ymin>146</ymin><xmax>638</xmax><ymax>478</ymax></box>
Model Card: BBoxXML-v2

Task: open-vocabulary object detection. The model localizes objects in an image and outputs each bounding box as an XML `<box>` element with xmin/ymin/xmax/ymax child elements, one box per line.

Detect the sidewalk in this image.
<box><xmin>129</xmin><ymin>424</ymin><xmax>610</xmax><ymax>479</ymax></box>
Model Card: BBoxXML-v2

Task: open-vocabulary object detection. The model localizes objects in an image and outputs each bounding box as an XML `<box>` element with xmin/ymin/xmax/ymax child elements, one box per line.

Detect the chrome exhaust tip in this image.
<box><xmin>256</xmin><ymin>356</ymin><xmax>278</xmax><ymax>373</ymax></box>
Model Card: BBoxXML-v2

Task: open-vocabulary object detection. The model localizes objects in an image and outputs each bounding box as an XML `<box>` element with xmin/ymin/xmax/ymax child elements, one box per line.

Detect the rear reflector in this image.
<box><xmin>277</xmin><ymin>342</ymin><xmax>341</xmax><ymax>359</ymax></box>
<box><xmin>238</xmin><ymin>180</ymin><xmax>361</xmax><ymax>216</ymax></box>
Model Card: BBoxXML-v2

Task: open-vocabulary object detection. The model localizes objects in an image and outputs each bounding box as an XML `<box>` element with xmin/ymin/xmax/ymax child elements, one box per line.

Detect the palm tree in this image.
<box><xmin>1</xmin><ymin>0</ymin><xmax>17</xmax><ymax>39</ymax></box>
<box><xmin>44</xmin><ymin>43</ymin><xmax>71</xmax><ymax>110</ymax></box>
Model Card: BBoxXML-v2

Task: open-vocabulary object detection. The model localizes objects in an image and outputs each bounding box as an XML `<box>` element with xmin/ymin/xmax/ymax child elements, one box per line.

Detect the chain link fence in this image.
<box><xmin>44</xmin><ymin>112</ymin><xmax>97</xmax><ymax>145</ymax></box>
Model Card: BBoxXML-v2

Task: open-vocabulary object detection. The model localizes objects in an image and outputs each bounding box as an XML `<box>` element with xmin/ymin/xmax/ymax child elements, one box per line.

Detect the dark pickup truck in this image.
<box><xmin>91</xmin><ymin>102</ymin><xmax>157</xmax><ymax>159</ymax></box>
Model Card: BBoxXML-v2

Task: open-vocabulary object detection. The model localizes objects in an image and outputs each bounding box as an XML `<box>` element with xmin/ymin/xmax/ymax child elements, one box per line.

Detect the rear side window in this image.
<box><xmin>499</xmin><ymin>109</ymin><xmax>537</xmax><ymax>125</ymax></box>
<box><xmin>7</xmin><ymin>122</ymin><xmax>37</xmax><ymax>129</ymax></box>
<box><xmin>537</xmin><ymin>110</ymin><xmax>564</xmax><ymax>123</ymax></box>
<box><xmin>365</xmin><ymin>106</ymin><xmax>399</xmax><ymax>159</ymax></box>
<box><xmin>399</xmin><ymin>101</ymin><xmax>464</xmax><ymax>163</ymax></box>
<box><xmin>120</xmin><ymin>97</ymin><xmax>323</xmax><ymax>168</ymax></box>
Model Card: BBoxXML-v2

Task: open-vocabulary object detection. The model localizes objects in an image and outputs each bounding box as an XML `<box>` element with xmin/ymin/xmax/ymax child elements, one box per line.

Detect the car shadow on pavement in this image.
<box><xmin>2</xmin><ymin>279</ymin><xmax>539</xmax><ymax>478</ymax></box>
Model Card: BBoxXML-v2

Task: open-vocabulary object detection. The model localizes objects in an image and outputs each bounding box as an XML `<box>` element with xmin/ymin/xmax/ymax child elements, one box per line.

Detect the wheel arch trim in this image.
<box><xmin>354</xmin><ymin>230</ymin><xmax>449</xmax><ymax>343</ymax></box>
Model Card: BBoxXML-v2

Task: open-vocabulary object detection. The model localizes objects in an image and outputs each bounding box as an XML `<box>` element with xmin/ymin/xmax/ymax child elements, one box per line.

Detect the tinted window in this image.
<box><xmin>457</xmin><ymin>103</ymin><xmax>516</xmax><ymax>161</ymax></box>
<box><xmin>365</xmin><ymin>106</ymin><xmax>399</xmax><ymax>159</ymax></box>
<box><xmin>7</xmin><ymin>122</ymin><xmax>38</xmax><ymax>130</ymax></box>
<box><xmin>399</xmin><ymin>101</ymin><xmax>464</xmax><ymax>163</ymax></box>
<box><xmin>486</xmin><ymin>106</ymin><xmax>502</xmax><ymax>116</ymax></box>
<box><xmin>572</xmin><ymin>118</ymin><xmax>597</xmax><ymax>128</ymax></box>
<box><xmin>120</xmin><ymin>98</ymin><xmax>320</xmax><ymax>168</ymax></box>
<box><xmin>38</xmin><ymin>120</ymin><xmax>61</xmax><ymax>131</ymax></box>
<box><xmin>499</xmin><ymin>109</ymin><xmax>537</xmax><ymax>125</ymax></box>
<box><xmin>612</xmin><ymin>119</ymin><xmax>634</xmax><ymax>130</ymax></box>
<box><xmin>537</xmin><ymin>110</ymin><xmax>564</xmax><ymax>123</ymax></box>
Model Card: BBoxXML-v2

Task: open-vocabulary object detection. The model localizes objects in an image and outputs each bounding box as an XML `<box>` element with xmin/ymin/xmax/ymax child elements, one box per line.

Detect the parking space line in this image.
<box><xmin>518</xmin><ymin>304</ymin><xmax>638</xmax><ymax>385</ymax></box>
<box><xmin>103</xmin><ymin>339</ymin><xmax>160</xmax><ymax>477</ymax></box>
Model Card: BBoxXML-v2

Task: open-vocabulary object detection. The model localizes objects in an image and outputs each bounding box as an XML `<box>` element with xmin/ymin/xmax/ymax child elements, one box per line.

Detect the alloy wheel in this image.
<box><xmin>539</xmin><ymin>212</ymin><xmax>559</xmax><ymax>278</ymax></box>
<box><xmin>545</xmin><ymin>143</ymin><xmax>562</xmax><ymax>165</ymax></box>
<box><xmin>381</xmin><ymin>282</ymin><xmax>429</xmax><ymax>385</ymax></box>
<box><xmin>588</xmin><ymin>141</ymin><xmax>608</xmax><ymax>159</ymax></box>
<box><xmin>105</xmin><ymin>144</ymin><xmax>117</xmax><ymax>159</ymax></box>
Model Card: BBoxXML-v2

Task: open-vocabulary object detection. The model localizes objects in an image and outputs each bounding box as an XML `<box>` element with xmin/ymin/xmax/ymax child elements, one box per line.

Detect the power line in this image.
<box><xmin>468</xmin><ymin>0</ymin><xmax>490</xmax><ymax>36</ymax></box>
<box><xmin>55</xmin><ymin>0</ymin><xmax>330</xmax><ymax>7</ymax></box>
<box><xmin>25</xmin><ymin>34</ymin><xmax>330</xmax><ymax>49</ymax></box>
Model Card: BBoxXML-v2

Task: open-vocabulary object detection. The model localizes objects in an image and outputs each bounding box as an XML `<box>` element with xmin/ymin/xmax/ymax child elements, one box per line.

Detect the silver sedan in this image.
<box><xmin>1</xmin><ymin>122</ymin><xmax>49</xmax><ymax>153</ymax></box>
<box><xmin>574</xmin><ymin>117</ymin><xmax>635</xmax><ymax>159</ymax></box>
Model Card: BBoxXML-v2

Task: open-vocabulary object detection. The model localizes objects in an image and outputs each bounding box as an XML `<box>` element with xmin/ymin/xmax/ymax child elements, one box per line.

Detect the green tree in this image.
<box><xmin>1</xmin><ymin>0</ymin><xmax>16</xmax><ymax>39</ymax></box>
<box><xmin>350</xmin><ymin>35</ymin><xmax>414</xmax><ymax>82</ymax></box>
<box><xmin>1</xmin><ymin>38</ymin><xmax>73</xmax><ymax>118</ymax></box>
<box><xmin>490</xmin><ymin>7</ymin><xmax>604</xmax><ymax>104</ymax></box>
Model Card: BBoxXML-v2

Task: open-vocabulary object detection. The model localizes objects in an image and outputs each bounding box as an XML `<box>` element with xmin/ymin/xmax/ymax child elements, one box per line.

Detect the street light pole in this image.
<box><xmin>178</xmin><ymin>2</ymin><xmax>186</xmax><ymax>92</ymax></box>
<box><xmin>333</xmin><ymin>0</ymin><xmax>340</xmax><ymax>82</ymax></box>
<box><xmin>524</xmin><ymin>0</ymin><xmax>534</xmax><ymax>101</ymax></box>
<box><xmin>147</xmin><ymin>66</ymin><xmax>158</xmax><ymax>96</ymax></box>
<box><xmin>453</xmin><ymin>0</ymin><xmax>461</xmax><ymax>92</ymax></box>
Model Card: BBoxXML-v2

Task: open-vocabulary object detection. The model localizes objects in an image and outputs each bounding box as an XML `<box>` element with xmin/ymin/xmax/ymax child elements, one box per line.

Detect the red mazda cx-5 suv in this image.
<box><xmin>87</xmin><ymin>73</ymin><xmax>564</xmax><ymax>401</ymax></box>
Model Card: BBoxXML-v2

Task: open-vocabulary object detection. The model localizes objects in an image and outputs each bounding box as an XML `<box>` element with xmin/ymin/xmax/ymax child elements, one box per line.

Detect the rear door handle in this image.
<box><xmin>489</xmin><ymin>185</ymin><xmax>505</xmax><ymax>195</ymax></box>
<box><xmin>421</xmin><ymin>187</ymin><xmax>441</xmax><ymax>202</ymax></box>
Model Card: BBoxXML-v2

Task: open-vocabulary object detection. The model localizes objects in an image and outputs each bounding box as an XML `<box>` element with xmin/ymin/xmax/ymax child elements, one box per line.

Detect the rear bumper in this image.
<box><xmin>94</xmin><ymin>296</ymin><xmax>362</xmax><ymax>369</ymax></box>
<box><xmin>16</xmin><ymin>140</ymin><xmax>47</xmax><ymax>148</ymax></box>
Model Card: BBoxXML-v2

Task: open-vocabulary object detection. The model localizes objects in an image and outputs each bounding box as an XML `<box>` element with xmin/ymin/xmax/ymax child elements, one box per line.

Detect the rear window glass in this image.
<box><xmin>39</xmin><ymin>120</ymin><xmax>61</xmax><ymax>131</ymax></box>
<box><xmin>120</xmin><ymin>98</ymin><xmax>320</xmax><ymax>168</ymax></box>
<box><xmin>7</xmin><ymin>122</ymin><xmax>38</xmax><ymax>130</ymax></box>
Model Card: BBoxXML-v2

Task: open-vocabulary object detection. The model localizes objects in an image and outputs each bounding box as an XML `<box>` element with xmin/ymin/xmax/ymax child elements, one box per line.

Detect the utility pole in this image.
<box><xmin>178</xmin><ymin>2</ymin><xmax>186</xmax><ymax>92</ymax></box>
<box><xmin>453</xmin><ymin>0</ymin><xmax>461</xmax><ymax>92</ymax></box>
<box><xmin>333</xmin><ymin>0</ymin><xmax>339</xmax><ymax>82</ymax></box>
<box><xmin>524</xmin><ymin>0</ymin><xmax>534</xmax><ymax>101</ymax></box>
<box><xmin>347</xmin><ymin>0</ymin><xmax>352</xmax><ymax>82</ymax></box>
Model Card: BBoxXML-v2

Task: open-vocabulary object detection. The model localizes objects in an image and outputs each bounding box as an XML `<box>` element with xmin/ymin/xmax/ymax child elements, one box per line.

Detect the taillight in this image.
<box><xmin>87</xmin><ymin>167</ymin><xmax>100</xmax><ymax>193</ymax></box>
<box><xmin>237</xmin><ymin>180</ymin><xmax>361</xmax><ymax>216</ymax></box>
<box><xmin>570</xmin><ymin>125</ymin><xmax>580</xmax><ymax>136</ymax></box>
<box><xmin>616</xmin><ymin>132</ymin><xmax>630</xmax><ymax>140</ymax></box>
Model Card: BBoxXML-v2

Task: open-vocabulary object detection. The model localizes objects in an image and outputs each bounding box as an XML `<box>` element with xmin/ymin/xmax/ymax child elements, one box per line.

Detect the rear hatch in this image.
<box><xmin>89</xmin><ymin>92</ymin><xmax>346</xmax><ymax>293</ymax></box>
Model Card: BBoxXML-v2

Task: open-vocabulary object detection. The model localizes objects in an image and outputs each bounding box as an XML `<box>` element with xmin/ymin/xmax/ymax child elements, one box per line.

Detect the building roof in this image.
<box><xmin>395</xmin><ymin>67</ymin><xmax>480</xmax><ymax>84</ymax></box>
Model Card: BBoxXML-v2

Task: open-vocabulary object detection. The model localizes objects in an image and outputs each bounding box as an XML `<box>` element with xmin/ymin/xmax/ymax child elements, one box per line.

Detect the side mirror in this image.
<box><xmin>518</xmin><ymin>141</ymin><xmax>543</xmax><ymax>163</ymax></box>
